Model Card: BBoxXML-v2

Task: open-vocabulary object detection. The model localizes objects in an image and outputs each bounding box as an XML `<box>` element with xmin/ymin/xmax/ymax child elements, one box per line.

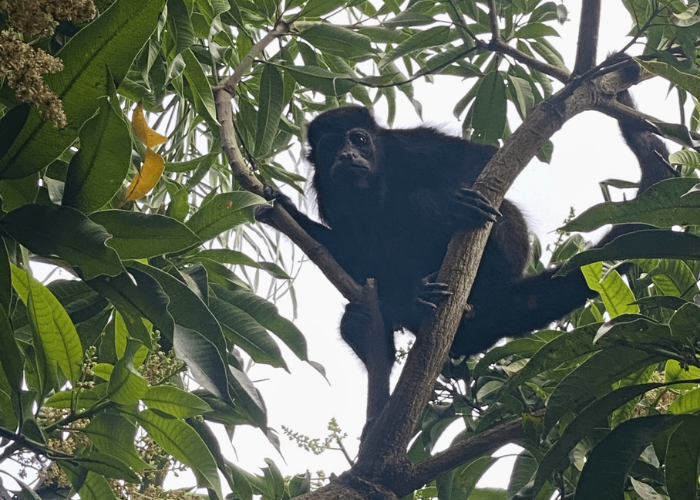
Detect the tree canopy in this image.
<box><xmin>1</xmin><ymin>0</ymin><xmax>700</xmax><ymax>499</ymax></box>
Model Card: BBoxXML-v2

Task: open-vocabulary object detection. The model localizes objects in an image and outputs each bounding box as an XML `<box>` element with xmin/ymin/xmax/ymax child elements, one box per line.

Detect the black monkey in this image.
<box><xmin>258</xmin><ymin>91</ymin><xmax>676</xmax><ymax>369</ymax></box>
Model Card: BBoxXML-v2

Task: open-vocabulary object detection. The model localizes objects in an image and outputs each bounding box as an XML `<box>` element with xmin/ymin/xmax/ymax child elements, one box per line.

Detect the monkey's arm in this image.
<box><xmin>255</xmin><ymin>185</ymin><xmax>336</xmax><ymax>245</ymax></box>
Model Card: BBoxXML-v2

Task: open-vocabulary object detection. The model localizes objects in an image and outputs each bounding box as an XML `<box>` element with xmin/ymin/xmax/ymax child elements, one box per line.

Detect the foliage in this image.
<box><xmin>0</xmin><ymin>0</ymin><xmax>699</xmax><ymax>499</ymax></box>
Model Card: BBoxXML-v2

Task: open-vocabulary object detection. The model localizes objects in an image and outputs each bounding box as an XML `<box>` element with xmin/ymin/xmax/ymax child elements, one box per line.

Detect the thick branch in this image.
<box><xmin>572</xmin><ymin>0</ymin><xmax>601</xmax><ymax>76</ymax></box>
<box><xmin>399</xmin><ymin>417</ymin><xmax>526</xmax><ymax>496</ymax></box>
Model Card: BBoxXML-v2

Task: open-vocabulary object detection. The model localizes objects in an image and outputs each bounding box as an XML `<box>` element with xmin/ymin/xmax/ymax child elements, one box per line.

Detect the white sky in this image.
<box><xmin>218</xmin><ymin>0</ymin><xmax>691</xmax><ymax>491</ymax></box>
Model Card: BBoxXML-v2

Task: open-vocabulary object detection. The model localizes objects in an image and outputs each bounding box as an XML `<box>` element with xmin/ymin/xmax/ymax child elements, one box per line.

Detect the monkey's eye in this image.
<box><xmin>350</xmin><ymin>132</ymin><xmax>368</xmax><ymax>146</ymax></box>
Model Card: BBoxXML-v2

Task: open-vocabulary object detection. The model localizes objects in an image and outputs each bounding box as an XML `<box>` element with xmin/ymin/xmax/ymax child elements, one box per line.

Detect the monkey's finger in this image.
<box><xmin>455</xmin><ymin>189</ymin><xmax>502</xmax><ymax>218</ymax></box>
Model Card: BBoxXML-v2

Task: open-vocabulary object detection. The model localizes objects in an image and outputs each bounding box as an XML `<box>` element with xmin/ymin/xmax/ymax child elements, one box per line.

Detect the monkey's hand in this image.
<box><xmin>450</xmin><ymin>187</ymin><xmax>502</xmax><ymax>227</ymax></box>
<box><xmin>415</xmin><ymin>272</ymin><xmax>452</xmax><ymax>311</ymax></box>
<box><xmin>254</xmin><ymin>185</ymin><xmax>300</xmax><ymax>224</ymax></box>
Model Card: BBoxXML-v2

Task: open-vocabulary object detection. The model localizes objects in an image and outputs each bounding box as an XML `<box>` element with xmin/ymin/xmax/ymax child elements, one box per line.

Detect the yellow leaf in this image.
<box><xmin>125</xmin><ymin>149</ymin><xmax>165</xmax><ymax>201</ymax></box>
<box><xmin>132</xmin><ymin>102</ymin><xmax>167</xmax><ymax>148</ymax></box>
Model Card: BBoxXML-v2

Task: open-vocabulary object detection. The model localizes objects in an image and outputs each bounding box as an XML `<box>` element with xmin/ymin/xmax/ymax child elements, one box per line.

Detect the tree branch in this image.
<box><xmin>487</xmin><ymin>0</ymin><xmax>500</xmax><ymax>41</ymax></box>
<box><xmin>572</xmin><ymin>0</ymin><xmax>601</xmax><ymax>76</ymax></box>
<box><xmin>352</xmin><ymin>68</ymin><xmax>638</xmax><ymax>490</ymax></box>
<box><xmin>485</xmin><ymin>39</ymin><xmax>569</xmax><ymax>83</ymax></box>
<box><xmin>398</xmin><ymin>416</ymin><xmax>527</xmax><ymax>496</ymax></box>
<box><xmin>213</xmin><ymin>23</ymin><xmax>363</xmax><ymax>302</ymax></box>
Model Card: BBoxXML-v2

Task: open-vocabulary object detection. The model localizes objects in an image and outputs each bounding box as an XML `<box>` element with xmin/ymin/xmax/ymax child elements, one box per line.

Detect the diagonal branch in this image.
<box><xmin>572</xmin><ymin>0</ymin><xmax>601</xmax><ymax>76</ymax></box>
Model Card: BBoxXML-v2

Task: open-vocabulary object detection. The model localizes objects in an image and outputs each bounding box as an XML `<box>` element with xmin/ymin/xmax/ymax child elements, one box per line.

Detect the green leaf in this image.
<box><xmin>519</xmin><ymin>382</ymin><xmax>664</xmax><ymax>499</ymax></box>
<box><xmin>544</xmin><ymin>347</ymin><xmax>658</xmax><ymax>433</ymax></box>
<box><xmin>90</xmin><ymin>210</ymin><xmax>200</xmax><ymax>259</ymax></box>
<box><xmin>575</xmin><ymin>415</ymin><xmax>688</xmax><ymax>500</ymax></box>
<box><xmin>181</xmin><ymin>48</ymin><xmax>218</xmax><ymax>125</ymax></box>
<box><xmin>44</xmin><ymin>384</ymin><xmax>107</xmax><ymax>409</ymax></box>
<box><xmin>107</xmin><ymin>338</ymin><xmax>148</xmax><ymax>405</ymax></box>
<box><xmin>193</xmin><ymin>249</ymin><xmax>291</xmax><ymax>279</ymax></box>
<box><xmin>0</xmin><ymin>104</ymin><xmax>30</xmax><ymax>160</ymax></box>
<box><xmin>665</xmin><ymin>416</ymin><xmax>700</xmax><ymax>500</ymax></box>
<box><xmin>185</xmin><ymin>191</ymin><xmax>266</xmax><ymax>241</ymax></box>
<box><xmin>563</xmin><ymin>178</ymin><xmax>700</xmax><ymax>231</ymax></box>
<box><xmin>1</xmin><ymin>204</ymin><xmax>125</xmax><ymax>279</ymax></box>
<box><xmin>383</xmin><ymin>12</ymin><xmax>436</xmax><ymax>27</ymax></box>
<box><xmin>83</xmin><ymin>412</ymin><xmax>150</xmax><ymax>472</ymax></box>
<box><xmin>254</xmin><ymin>65</ymin><xmax>285</xmax><ymax>158</ymax></box>
<box><xmin>0</xmin><ymin>304</ymin><xmax>23</xmax><ymax>393</ymax></box>
<box><xmin>638</xmin><ymin>59</ymin><xmax>700</xmax><ymax>101</ymax></box>
<box><xmin>0</xmin><ymin>0</ymin><xmax>166</xmax><ymax>179</ymax></box>
<box><xmin>0</xmin><ymin>173</ymin><xmax>39</xmax><ymax>212</ymax></box>
<box><xmin>62</xmin><ymin>466</ymin><xmax>119</xmax><ymax>500</ymax></box>
<box><xmin>299</xmin><ymin>25</ymin><xmax>373</xmax><ymax>60</ymax></box>
<box><xmin>514</xmin><ymin>22</ymin><xmax>559</xmax><ymax>38</ymax></box>
<box><xmin>472</xmin><ymin>71</ymin><xmax>508</xmax><ymax>144</ymax></box>
<box><xmin>75</xmin><ymin>451</ymin><xmax>140</xmax><ymax>483</ymax></box>
<box><xmin>142</xmin><ymin>385</ymin><xmax>211</xmax><ymax>418</ymax></box>
<box><xmin>581</xmin><ymin>263</ymin><xmax>638</xmax><ymax>318</ymax></box>
<box><xmin>669</xmin><ymin>387</ymin><xmax>700</xmax><ymax>414</ymax></box>
<box><xmin>212</xmin><ymin>285</ymin><xmax>308</xmax><ymax>362</ymax></box>
<box><xmin>669</xmin><ymin>149</ymin><xmax>700</xmax><ymax>169</ymax></box>
<box><xmin>12</xmin><ymin>266</ymin><xmax>83</xmax><ymax>383</ymax></box>
<box><xmin>166</xmin><ymin>0</ymin><xmax>195</xmax><ymax>56</ymax></box>
<box><xmin>136</xmin><ymin>409</ymin><xmax>221</xmax><ymax>493</ymax></box>
<box><xmin>379</xmin><ymin>26</ymin><xmax>450</xmax><ymax>68</ymax></box>
<box><xmin>62</xmin><ymin>98</ymin><xmax>131</xmax><ymax>213</ymax></box>
<box><xmin>280</xmin><ymin>64</ymin><xmax>356</xmax><ymax>96</ymax></box>
<box><xmin>208</xmin><ymin>297</ymin><xmax>288</xmax><ymax>369</ymax></box>
<box><xmin>560</xmin><ymin>231</ymin><xmax>700</xmax><ymax>276</ymax></box>
<box><xmin>300</xmin><ymin>0</ymin><xmax>347</xmax><ymax>17</ymax></box>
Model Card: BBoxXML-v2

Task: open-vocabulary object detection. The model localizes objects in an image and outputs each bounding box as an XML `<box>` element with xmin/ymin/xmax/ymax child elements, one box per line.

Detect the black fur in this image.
<box><xmin>258</xmin><ymin>97</ymin><xmax>674</xmax><ymax>367</ymax></box>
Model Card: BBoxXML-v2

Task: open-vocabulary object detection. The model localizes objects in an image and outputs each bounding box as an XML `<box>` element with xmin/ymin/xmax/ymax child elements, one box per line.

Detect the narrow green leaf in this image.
<box><xmin>181</xmin><ymin>49</ymin><xmax>218</xmax><ymax>124</ymax></box>
<box><xmin>90</xmin><ymin>210</ymin><xmax>200</xmax><ymax>259</ymax></box>
<box><xmin>575</xmin><ymin>415</ymin><xmax>688</xmax><ymax>500</ymax></box>
<box><xmin>254</xmin><ymin>65</ymin><xmax>285</xmax><ymax>158</ymax></box>
<box><xmin>142</xmin><ymin>385</ymin><xmax>212</xmax><ymax>418</ymax></box>
<box><xmin>0</xmin><ymin>0</ymin><xmax>166</xmax><ymax>179</ymax></box>
<box><xmin>638</xmin><ymin>59</ymin><xmax>700</xmax><ymax>101</ymax></box>
<box><xmin>166</xmin><ymin>0</ymin><xmax>194</xmax><ymax>56</ymax></box>
<box><xmin>185</xmin><ymin>191</ymin><xmax>266</xmax><ymax>241</ymax></box>
<box><xmin>472</xmin><ymin>71</ymin><xmax>507</xmax><ymax>144</ymax></box>
<box><xmin>136</xmin><ymin>409</ymin><xmax>221</xmax><ymax>493</ymax></box>
<box><xmin>665</xmin><ymin>416</ymin><xmax>700</xmax><ymax>500</ymax></box>
<box><xmin>12</xmin><ymin>266</ymin><xmax>83</xmax><ymax>383</ymax></box>
<box><xmin>1</xmin><ymin>204</ymin><xmax>125</xmax><ymax>279</ymax></box>
<box><xmin>560</xmin><ymin>231</ymin><xmax>700</xmax><ymax>276</ymax></box>
<box><xmin>299</xmin><ymin>25</ymin><xmax>373</xmax><ymax>60</ymax></box>
<box><xmin>544</xmin><ymin>347</ymin><xmax>658</xmax><ymax>432</ymax></box>
<box><xmin>563</xmin><ymin>178</ymin><xmax>700</xmax><ymax>231</ymax></box>
<box><xmin>379</xmin><ymin>26</ymin><xmax>450</xmax><ymax>68</ymax></box>
<box><xmin>62</xmin><ymin>467</ymin><xmax>119</xmax><ymax>500</ymax></box>
<box><xmin>0</xmin><ymin>304</ymin><xmax>22</xmax><ymax>393</ymax></box>
<box><xmin>514</xmin><ymin>22</ymin><xmax>559</xmax><ymax>38</ymax></box>
<box><xmin>300</xmin><ymin>0</ymin><xmax>347</xmax><ymax>17</ymax></box>
<box><xmin>582</xmin><ymin>263</ymin><xmax>638</xmax><ymax>318</ymax></box>
<box><xmin>107</xmin><ymin>338</ymin><xmax>148</xmax><ymax>405</ymax></box>
<box><xmin>75</xmin><ymin>451</ymin><xmax>140</xmax><ymax>483</ymax></box>
<box><xmin>280</xmin><ymin>64</ymin><xmax>356</xmax><ymax>96</ymax></box>
<box><xmin>212</xmin><ymin>285</ymin><xmax>308</xmax><ymax>361</ymax></box>
<box><xmin>84</xmin><ymin>412</ymin><xmax>150</xmax><ymax>472</ymax></box>
<box><xmin>44</xmin><ymin>384</ymin><xmax>107</xmax><ymax>409</ymax></box>
<box><xmin>63</xmin><ymin>98</ymin><xmax>131</xmax><ymax>213</ymax></box>
<box><xmin>208</xmin><ymin>296</ymin><xmax>288</xmax><ymax>369</ymax></box>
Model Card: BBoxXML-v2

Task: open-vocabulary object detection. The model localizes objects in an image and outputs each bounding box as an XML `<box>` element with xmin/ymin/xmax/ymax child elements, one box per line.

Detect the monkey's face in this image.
<box><xmin>315</xmin><ymin>127</ymin><xmax>377</xmax><ymax>190</ymax></box>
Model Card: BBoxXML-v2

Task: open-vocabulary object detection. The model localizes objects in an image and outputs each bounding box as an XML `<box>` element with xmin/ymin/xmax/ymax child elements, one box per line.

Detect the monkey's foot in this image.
<box><xmin>415</xmin><ymin>273</ymin><xmax>452</xmax><ymax>310</ymax></box>
<box><xmin>452</xmin><ymin>187</ymin><xmax>502</xmax><ymax>226</ymax></box>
